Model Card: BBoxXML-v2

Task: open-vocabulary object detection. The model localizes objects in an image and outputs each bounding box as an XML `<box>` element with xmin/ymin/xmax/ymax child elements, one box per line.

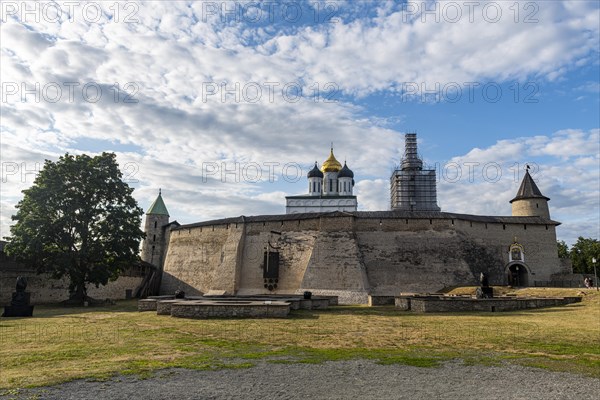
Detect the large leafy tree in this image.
<box><xmin>5</xmin><ymin>152</ymin><xmax>144</xmax><ymax>304</ymax></box>
<box><xmin>570</xmin><ymin>237</ymin><xmax>600</xmax><ymax>274</ymax></box>
<box><xmin>557</xmin><ymin>240</ymin><xmax>570</xmax><ymax>259</ymax></box>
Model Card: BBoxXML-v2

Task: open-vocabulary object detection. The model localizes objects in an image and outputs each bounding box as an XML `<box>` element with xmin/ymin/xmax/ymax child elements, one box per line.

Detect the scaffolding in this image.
<box><xmin>390</xmin><ymin>133</ymin><xmax>441</xmax><ymax>211</ymax></box>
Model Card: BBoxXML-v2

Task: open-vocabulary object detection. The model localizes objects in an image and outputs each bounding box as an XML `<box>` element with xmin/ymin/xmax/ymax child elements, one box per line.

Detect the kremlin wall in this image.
<box><xmin>145</xmin><ymin>134</ymin><xmax>568</xmax><ymax>304</ymax></box>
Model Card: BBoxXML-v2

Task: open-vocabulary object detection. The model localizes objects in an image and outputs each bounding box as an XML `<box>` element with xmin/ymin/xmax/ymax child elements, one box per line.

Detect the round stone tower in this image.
<box><xmin>141</xmin><ymin>189</ymin><xmax>170</xmax><ymax>267</ymax></box>
<box><xmin>510</xmin><ymin>167</ymin><xmax>550</xmax><ymax>219</ymax></box>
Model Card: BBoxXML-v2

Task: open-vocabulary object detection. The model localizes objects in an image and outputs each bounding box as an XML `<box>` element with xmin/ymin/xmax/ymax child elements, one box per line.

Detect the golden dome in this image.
<box><xmin>321</xmin><ymin>148</ymin><xmax>342</xmax><ymax>173</ymax></box>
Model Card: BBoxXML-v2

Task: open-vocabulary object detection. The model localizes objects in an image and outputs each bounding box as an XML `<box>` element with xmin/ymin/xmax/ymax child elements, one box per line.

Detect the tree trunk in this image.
<box><xmin>64</xmin><ymin>278</ymin><xmax>87</xmax><ymax>306</ymax></box>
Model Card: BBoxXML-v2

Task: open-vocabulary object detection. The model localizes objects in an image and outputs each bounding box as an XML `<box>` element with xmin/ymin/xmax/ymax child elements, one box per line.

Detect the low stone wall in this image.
<box><xmin>297</xmin><ymin>289</ymin><xmax>367</xmax><ymax>305</ymax></box>
<box><xmin>204</xmin><ymin>296</ymin><xmax>302</xmax><ymax>310</ymax></box>
<box><xmin>138</xmin><ymin>293</ymin><xmax>340</xmax><ymax>314</ymax></box>
<box><xmin>317</xmin><ymin>295</ymin><xmax>339</xmax><ymax>306</ymax></box>
<box><xmin>394</xmin><ymin>297</ymin><xmax>411</xmax><ymax>311</ymax></box>
<box><xmin>170</xmin><ymin>301</ymin><xmax>290</xmax><ymax>318</ymax></box>
<box><xmin>139</xmin><ymin>296</ymin><xmax>337</xmax><ymax>312</ymax></box>
<box><xmin>368</xmin><ymin>295</ymin><xmax>396</xmax><ymax>306</ymax></box>
<box><xmin>0</xmin><ymin>269</ymin><xmax>144</xmax><ymax>304</ymax></box>
<box><xmin>138</xmin><ymin>299</ymin><xmax>157</xmax><ymax>311</ymax></box>
<box><xmin>299</xmin><ymin>298</ymin><xmax>329</xmax><ymax>310</ymax></box>
<box><xmin>402</xmin><ymin>296</ymin><xmax>581</xmax><ymax>313</ymax></box>
<box><xmin>157</xmin><ymin>300</ymin><xmax>182</xmax><ymax>315</ymax></box>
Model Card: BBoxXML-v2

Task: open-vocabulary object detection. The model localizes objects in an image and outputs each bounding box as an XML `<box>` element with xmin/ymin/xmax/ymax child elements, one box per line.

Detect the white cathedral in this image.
<box><xmin>285</xmin><ymin>147</ymin><xmax>358</xmax><ymax>214</ymax></box>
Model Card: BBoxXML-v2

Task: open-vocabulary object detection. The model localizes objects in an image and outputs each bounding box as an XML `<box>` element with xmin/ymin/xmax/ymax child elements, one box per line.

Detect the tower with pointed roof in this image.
<box><xmin>286</xmin><ymin>147</ymin><xmax>357</xmax><ymax>213</ymax></box>
<box><xmin>390</xmin><ymin>133</ymin><xmax>440</xmax><ymax>211</ymax></box>
<box><xmin>141</xmin><ymin>189</ymin><xmax>176</xmax><ymax>268</ymax></box>
<box><xmin>510</xmin><ymin>167</ymin><xmax>551</xmax><ymax>219</ymax></box>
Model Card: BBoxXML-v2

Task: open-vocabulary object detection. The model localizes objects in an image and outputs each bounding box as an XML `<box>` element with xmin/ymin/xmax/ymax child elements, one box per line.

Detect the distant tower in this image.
<box><xmin>141</xmin><ymin>189</ymin><xmax>170</xmax><ymax>267</ymax></box>
<box><xmin>510</xmin><ymin>166</ymin><xmax>550</xmax><ymax>218</ymax></box>
<box><xmin>390</xmin><ymin>133</ymin><xmax>440</xmax><ymax>211</ymax></box>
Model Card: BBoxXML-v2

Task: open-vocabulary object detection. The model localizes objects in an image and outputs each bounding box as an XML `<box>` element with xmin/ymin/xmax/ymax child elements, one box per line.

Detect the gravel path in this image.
<box><xmin>3</xmin><ymin>360</ymin><xmax>599</xmax><ymax>400</ymax></box>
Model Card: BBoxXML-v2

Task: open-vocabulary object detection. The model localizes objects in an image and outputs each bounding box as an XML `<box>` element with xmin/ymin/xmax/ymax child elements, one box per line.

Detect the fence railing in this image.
<box><xmin>533</xmin><ymin>280</ymin><xmax>587</xmax><ymax>288</ymax></box>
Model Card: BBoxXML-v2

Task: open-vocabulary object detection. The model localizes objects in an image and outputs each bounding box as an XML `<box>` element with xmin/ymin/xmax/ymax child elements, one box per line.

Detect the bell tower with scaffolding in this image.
<box><xmin>390</xmin><ymin>133</ymin><xmax>440</xmax><ymax>211</ymax></box>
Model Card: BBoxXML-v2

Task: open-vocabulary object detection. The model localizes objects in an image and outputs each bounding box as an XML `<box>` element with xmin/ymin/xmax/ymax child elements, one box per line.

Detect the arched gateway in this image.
<box><xmin>506</xmin><ymin>262</ymin><xmax>530</xmax><ymax>287</ymax></box>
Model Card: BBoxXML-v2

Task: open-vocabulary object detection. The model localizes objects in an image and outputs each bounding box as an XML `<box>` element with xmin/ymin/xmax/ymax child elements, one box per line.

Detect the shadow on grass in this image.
<box><xmin>0</xmin><ymin>300</ymin><xmax>141</xmax><ymax>319</ymax></box>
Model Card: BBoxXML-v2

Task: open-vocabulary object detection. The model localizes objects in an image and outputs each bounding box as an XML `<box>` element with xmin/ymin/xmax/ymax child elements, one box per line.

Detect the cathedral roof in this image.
<box><xmin>307</xmin><ymin>162</ymin><xmax>324</xmax><ymax>178</ymax></box>
<box><xmin>321</xmin><ymin>148</ymin><xmax>342</xmax><ymax>173</ymax></box>
<box><xmin>147</xmin><ymin>190</ymin><xmax>170</xmax><ymax>216</ymax></box>
<box><xmin>338</xmin><ymin>162</ymin><xmax>354</xmax><ymax>178</ymax></box>
<box><xmin>510</xmin><ymin>170</ymin><xmax>550</xmax><ymax>203</ymax></box>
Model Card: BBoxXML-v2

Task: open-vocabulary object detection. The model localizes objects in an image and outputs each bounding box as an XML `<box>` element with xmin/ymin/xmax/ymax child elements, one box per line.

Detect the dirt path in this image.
<box><xmin>3</xmin><ymin>360</ymin><xmax>599</xmax><ymax>400</ymax></box>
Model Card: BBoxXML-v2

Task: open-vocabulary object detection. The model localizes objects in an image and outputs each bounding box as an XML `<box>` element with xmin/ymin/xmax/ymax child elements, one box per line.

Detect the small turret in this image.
<box><xmin>510</xmin><ymin>167</ymin><xmax>550</xmax><ymax>219</ymax></box>
<box><xmin>307</xmin><ymin>162</ymin><xmax>323</xmax><ymax>196</ymax></box>
<box><xmin>141</xmin><ymin>189</ymin><xmax>170</xmax><ymax>267</ymax></box>
<box><xmin>337</xmin><ymin>161</ymin><xmax>354</xmax><ymax>195</ymax></box>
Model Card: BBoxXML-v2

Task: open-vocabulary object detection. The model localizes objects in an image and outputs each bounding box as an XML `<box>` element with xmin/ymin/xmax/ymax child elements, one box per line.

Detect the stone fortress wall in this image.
<box><xmin>0</xmin><ymin>268</ymin><xmax>144</xmax><ymax>304</ymax></box>
<box><xmin>159</xmin><ymin>135</ymin><xmax>564</xmax><ymax>304</ymax></box>
<box><xmin>160</xmin><ymin>211</ymin><xmax>561</xmax><ymax>304</ymax></box>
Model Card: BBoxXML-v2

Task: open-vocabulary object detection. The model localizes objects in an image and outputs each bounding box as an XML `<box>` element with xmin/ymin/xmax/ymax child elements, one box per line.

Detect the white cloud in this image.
<box><xmin>437</xmin><ymin>129</ymin><xmax>599</xmax><ymax>244</ymax></box>
<box><xmin>355</xmin><ymin>179</ymin><xmax>388</xmax><ymax>211</ymax></box>
<box><xmin>1</xmin><ymin>1</ymin><xmax>598</xmax><ymax>246</ymax></box>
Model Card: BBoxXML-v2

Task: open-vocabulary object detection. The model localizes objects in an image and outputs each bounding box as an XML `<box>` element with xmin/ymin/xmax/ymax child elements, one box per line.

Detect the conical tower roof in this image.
<box><xmin>510</xmin><ymin>170</ymin><xmax>550</xmax><ymax>203</ymax></box>
<box><xmin>147</xmin><ymin>189</ymin><xmax>170</xmax><ymax>216</ymax></box>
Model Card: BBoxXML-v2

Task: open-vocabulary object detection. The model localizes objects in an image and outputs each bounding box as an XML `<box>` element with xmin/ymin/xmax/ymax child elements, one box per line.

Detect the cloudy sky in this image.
<box><xmin>1</xmin><ymin>0</ymin><xmax>598</xmax><ymax>245</ymax></box>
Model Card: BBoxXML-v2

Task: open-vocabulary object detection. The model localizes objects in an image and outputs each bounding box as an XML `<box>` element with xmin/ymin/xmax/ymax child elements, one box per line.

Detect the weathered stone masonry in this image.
<box><xmin>161</xmin><ymin>211</ymin><xmax>561</xmax><ymax>303</ymax></box>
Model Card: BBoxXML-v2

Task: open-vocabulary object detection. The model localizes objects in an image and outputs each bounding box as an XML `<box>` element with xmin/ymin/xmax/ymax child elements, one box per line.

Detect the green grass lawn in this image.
<box><xmin>0</xmin><ymin>288</ymin><xmax>598</xmax><ymax>389</ymax></box>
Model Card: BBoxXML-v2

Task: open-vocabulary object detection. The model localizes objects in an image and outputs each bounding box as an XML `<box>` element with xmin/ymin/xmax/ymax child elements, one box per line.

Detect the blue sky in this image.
<box><xmin>1</xmin><ymin>0</ymin><xmax>599</xmax><ymax>245</ymax></box>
